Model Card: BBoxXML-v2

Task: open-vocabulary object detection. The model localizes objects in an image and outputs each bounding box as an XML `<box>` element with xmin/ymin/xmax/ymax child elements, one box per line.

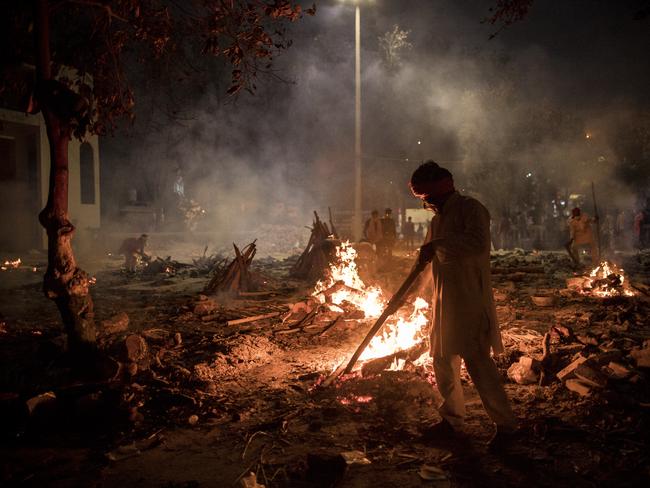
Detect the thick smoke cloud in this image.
<box><xmin>101</xmin><ymin>0</ymin><xmax>650</xmax><ymax>255</ymax></box>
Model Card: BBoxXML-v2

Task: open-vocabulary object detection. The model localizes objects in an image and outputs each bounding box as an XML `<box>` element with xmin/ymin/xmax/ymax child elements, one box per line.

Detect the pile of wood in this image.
<box><xmin>205</xmin><ymin>241</ymin><xmax>257</xmax><ymax>294</ymax></box>
<box><xmin>290</xmin><ymin>210</ymin><xmax>338</xmax><ymax>281</ymax></box>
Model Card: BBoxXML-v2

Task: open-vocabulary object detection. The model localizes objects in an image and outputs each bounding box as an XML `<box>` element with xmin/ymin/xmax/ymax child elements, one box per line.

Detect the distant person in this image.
<box><xmin>615</xmin><ymin>209</ymin><xmax>630</xmax><ymax>250</ymax></box>
<box><xmin>514</xmin><ymin>211</ymin><xmax>527</xmax><ymax>248</ymax></box>
<box><xmin>634</xmin><ymin>198</ymin><xmax>650</xmax><ymax>248</ymax></box>
<box><xmin>403</xmin><ymin>216</ymin><xmax>416</xmax><ymax>251</ymax></box>
<box><xmin>377</xmin><ymin>208</ymin><xmax>397</xmax><ymax>262</ymax></box>
<box><xmin>173</xmin><ymin>167</ymin><xmax>185</xmax><ymax>199</ymax></box>
<box><xmin>364</xmin><ymin>210</ymin><xmax>383</xmax><ymax>247</ymax></box>
<box><xmin>567</xmin><ymin>207</ymin><xmax>599</xmax><ymax>266</ymax></box>
<box><xmin>416</xmin><ymin>223</ymin><xmax>425</xmax><ymax>240</ymax></box>
<box><xmin>496</xmin><ymin>214</ymin><xmax>513</xmax><ymax>249</ymax></box>
<box><xmin>118</xmin><ymin>234</ymin><xmax>149</xmax><ymax>273</ymax></box>
<box><xmin>601</xmin><ymin>212</ymin><xmax>615</xmax><ymax>253</ymax></box>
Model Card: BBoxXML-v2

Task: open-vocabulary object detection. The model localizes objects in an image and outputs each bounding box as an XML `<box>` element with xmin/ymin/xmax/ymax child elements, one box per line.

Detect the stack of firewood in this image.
<box><xmin>290</xmin><ymin>211</ymin><xmax>338</xmax><ymax>281</ymax></box>
<box><xmin>205</xmin><ymin>240</ymin><xmax>257</xmax><ymax>294</ymax></box>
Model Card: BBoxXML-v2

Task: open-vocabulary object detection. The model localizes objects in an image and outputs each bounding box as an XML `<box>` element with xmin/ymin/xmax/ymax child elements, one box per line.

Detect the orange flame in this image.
<box><xmin>585</xmin><ymin>261</ymin><xmax>634</xmax><ymax>297</ymax></box>
<box><xmin>313</xmin><ymin>242</ymin><xmax>430</xmax><ymax>369</ymax></box>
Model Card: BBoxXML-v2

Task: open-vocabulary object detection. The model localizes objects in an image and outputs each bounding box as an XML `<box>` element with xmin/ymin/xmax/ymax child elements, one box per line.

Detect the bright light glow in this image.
<box><xmin>1</xmin><ymin>258</ymin><xmax>21</xmax><ymax>271</ymax></box>
<box><xmin>526</xmin><ymin>172</ymin><xmax>532</xmax><ymax>178</ymax></box>
<box><xmin>359</xmin><ymin>297</ymin><xmax>429</xmax><ymax>362</ymax></box>
<box><xmin>313</xmin><ymin>242</ymin><xmax>430</xmax><ymax>369</ymax></box>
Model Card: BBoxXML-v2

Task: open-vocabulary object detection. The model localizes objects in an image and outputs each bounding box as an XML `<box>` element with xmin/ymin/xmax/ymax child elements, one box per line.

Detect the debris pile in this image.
<box><xmin>501</xmin><ymin>279</ymin><xmax>648</xmax><ymax>404</ymax></box>
<box><xmin>191</xmin><ymin>246</ymin><xmax>225</xmax><ymax>275</ymax></box>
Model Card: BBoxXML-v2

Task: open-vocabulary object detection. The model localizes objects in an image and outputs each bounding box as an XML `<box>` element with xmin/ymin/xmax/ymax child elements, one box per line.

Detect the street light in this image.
<box><xmin>339</xmin><ymin>0</ymin><xmax>374</xmax><ymax>240</ymax></box>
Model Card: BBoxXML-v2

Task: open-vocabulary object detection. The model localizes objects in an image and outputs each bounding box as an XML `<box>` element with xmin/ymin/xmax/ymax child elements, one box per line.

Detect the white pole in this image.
<box><xmin>353</xmin><ymin>5</ymin><xmax>362</xmax><ymax>241</ymax></box>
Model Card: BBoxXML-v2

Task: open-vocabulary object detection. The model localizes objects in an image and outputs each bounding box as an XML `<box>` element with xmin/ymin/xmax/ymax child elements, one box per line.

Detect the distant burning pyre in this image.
<box><xmin>573</xmin><ymin>261</ymin><xmax>635</xmax><ymax>297</ymax></box>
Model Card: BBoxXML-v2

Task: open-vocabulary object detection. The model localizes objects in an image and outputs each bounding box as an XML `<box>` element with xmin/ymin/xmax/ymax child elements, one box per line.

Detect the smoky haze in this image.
<box><xmin>100</xmin><ymin>0</ymin><xmax>650</xmax><ymax>256</ymax></box>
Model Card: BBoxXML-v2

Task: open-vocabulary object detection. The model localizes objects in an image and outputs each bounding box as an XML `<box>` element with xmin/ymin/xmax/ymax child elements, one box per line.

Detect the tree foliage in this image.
<box><xmin>1</xmin><ymin>0</ymin><xmax>315</xmax><ymax>137</ymax></box>
<box><xmin>378</xmin><ymin>25</ymin><xmax>412</xmax><ymax>72</ymax></box>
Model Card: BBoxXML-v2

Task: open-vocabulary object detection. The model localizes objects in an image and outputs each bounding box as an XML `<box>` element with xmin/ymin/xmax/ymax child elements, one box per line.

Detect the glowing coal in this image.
<box><xmin>1</xmin><ymin>258</ymin><xmax>21</xmax><ymax>271</ymax></box>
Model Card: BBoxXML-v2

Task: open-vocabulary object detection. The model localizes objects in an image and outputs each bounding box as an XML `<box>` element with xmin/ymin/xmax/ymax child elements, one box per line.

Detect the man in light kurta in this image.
<box><xmin>567</xmin><ymin>207</ymin><xmax>599</xmax><ymax>266</ymax></box>
<box><xmin>409</xmin><ymin>161</ymin><xmax>517</xmax><ymax>449</ymax></box>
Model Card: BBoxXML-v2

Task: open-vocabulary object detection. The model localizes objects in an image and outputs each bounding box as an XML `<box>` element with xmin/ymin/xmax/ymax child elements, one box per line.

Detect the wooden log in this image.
<box><xmin>226</xmin><ymin>312</ymin><xmax>281</xmax><ymax>326</ymax></box>
<box><xmin>318</xmin><ymin>316</ymin><xmax>343</xmax><ymax>336</ymax></box>
<box><xmin>238</xmin><ymin>291</ymin><xmax>277</xmax><ymax>298</ymax></box>
<box><xmin>360</xmin><ymin>341</ymin><xmax>428</xmax><ymax>376</ymax></box>
<box><xmin>315</xmin><ymin>280</ymin><xmax>365</xmax><ymax>302</ymax></box>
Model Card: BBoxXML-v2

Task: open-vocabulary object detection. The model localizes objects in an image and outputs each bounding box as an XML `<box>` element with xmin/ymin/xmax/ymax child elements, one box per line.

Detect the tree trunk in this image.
<box><xmin>34</xmin><ymin>0</ymin><xmax>96</xmax><ymax>361</ymax></box>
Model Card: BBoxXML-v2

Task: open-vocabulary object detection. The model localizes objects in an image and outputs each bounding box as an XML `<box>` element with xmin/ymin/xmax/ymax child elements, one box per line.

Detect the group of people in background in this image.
<box><xmin>492</xmin><ymin>199</ymin><xmax>650</xmax><ymax>254</ymax></box>
<box><xmin>363</xmin><ymin>208</ymin><xmax>397</xmax><ymax>265</ymax></box>
<box><xmin>360</xmin><ymin>196</ymin><xmax>650</xmax><ymax>272</ymax></box>
<box><xmin>362</xmin><ymin>208</ymin><xmax>429</xmax><ymax>267</ymax></box>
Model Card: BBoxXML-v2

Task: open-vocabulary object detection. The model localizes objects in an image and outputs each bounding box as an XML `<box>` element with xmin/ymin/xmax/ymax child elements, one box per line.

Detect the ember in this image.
<box><xmin>338</xmin><ymin>395</ymin><xmax>373</xmax><ymax>405</ymax></box>
<box><xmin>1</xmin><ymin>258</ymin><xmax>21</xmax><ymax>270</ymax></box>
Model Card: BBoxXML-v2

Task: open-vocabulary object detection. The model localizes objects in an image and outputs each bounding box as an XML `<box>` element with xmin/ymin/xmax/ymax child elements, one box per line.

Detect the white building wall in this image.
<box><xmin>0</xmin><ymin>107</ymin><xmax>101</xmax><ymax>250</ymax></box>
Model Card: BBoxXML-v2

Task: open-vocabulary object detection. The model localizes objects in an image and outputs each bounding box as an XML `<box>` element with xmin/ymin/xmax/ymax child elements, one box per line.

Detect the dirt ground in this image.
<box><xmin>1</xmin><ymin>241</ymin><xmax>649</xmax><ymax>488</ymax></box>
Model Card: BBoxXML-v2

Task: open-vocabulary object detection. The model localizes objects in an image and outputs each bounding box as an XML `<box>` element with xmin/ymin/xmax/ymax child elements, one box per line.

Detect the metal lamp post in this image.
<box><xmin>353</xmin><ymin>4</ymin><xmax>362</xmax><ymax>241</ymax></box>
<box><xmin>340</xmin><ymin>0</ymin><xmax>371</xmax><ymax>241</ymax></box>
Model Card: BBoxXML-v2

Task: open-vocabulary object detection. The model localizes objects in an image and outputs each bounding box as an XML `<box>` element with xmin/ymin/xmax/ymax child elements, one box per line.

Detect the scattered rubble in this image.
<box><xmin>1</xmin><ymin>247</ymin><xmax>649</xmax><ymax>486</ymax></box>
<box><xmin>101</xmin><ymin>312</ymin><xmax>130</xmax><ymax>335</ymax></box>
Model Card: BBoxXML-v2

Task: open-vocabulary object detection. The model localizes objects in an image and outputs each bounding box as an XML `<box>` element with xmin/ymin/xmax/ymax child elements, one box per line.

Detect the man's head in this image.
<box><xmin>407</xmin><ymin>216</ymin><xmax>412</xmax><ymax>222</ymax></box>
<box><xmin>384</xmin><ymin>208</ymin><xmax>392</xmax><ymax>216</ymax></box>
<box><xmin>410</xmin><ymin>160</ymin><xmax>455</xmax><ymax>212</ymax></box>
<box><xmin>572</xmin><ymin>207</ymin><xmax>581</xmax><ymax>217</ymax></box>
<box><xmin>371</xmin><ymin>210</ymin><xmax>379</xmax><ymax>218</ymax></box>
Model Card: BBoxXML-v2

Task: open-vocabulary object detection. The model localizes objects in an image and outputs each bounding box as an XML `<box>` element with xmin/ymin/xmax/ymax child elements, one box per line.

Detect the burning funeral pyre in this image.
<box><xmin>568</xmin><ymin>261</ymin><xmax>635</xmax><ymax>298</ymax></box>
<box><xmin>312</xmin><ymin>241</ymin><xmax>430</xmax><ymax>366</ymax></box>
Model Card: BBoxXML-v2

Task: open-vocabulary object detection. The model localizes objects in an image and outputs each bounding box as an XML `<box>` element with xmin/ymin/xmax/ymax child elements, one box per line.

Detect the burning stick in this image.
<box><xmin>591</xmin><ymin>182</ymin><xmax>601</xmax><ymax>259</ymax></box>
<box><xmin>315</xmin><ymin>280</ymin><xmax>366</xmax><ymax>302</ymax></box>
<box><xmin>337</xmin><ymin>260</ymin><xmax>428</xmax><ymax>377</ymax></box>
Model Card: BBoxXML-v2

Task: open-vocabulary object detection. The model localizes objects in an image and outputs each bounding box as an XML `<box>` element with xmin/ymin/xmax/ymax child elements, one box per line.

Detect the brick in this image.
<box><xmin>26</xmin><ymin>391</ymin><xmax>56</xmax><ymax>415</ymax></box>
<box><xmin>556</xmin><ymin>356</ymin><xmax>588</xmax><ymax>382</ymax></box>
<box><xmin>574</xmin><ymin>363</ymin><xmax>607</xmax><ymax>388</ymax></box>
<box><xmin>630</xmin><ymin>346</ymin><xmax>650</xmax><ymax>368</ymax></box>
<box><xmin>607</xmin><ymin>361</ymin><xmax>632</xmax><ymax>378</ymax></box>
<box><xmin>565</xmin><ymin>379</ymin><xmax>592</xmax><ymax>397</ymax></box>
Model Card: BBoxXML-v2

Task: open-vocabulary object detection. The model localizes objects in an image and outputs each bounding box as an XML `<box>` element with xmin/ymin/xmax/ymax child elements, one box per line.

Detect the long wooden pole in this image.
<box><xmin>591</xmin><ymin>182</ymin><xmax>601</xmax><ymax>259</ymax></box>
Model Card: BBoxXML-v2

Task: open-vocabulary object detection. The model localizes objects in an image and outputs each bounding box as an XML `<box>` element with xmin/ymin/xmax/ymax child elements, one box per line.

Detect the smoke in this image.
<box><xmin>99</xmin><ymin>0</ymin><xmax>650</xmax><ymax>255</ymax></box>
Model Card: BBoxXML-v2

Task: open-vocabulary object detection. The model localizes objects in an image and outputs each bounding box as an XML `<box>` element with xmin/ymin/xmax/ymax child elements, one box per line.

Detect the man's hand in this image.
<box><xmin>417</xmin><ymin>241</ymin><xmax>436</xmax><ymax>265</ymax></box>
